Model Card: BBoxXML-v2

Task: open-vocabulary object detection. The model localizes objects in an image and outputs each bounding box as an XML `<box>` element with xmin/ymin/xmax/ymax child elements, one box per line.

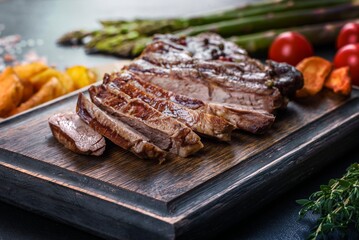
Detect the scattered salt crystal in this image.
<box><xmin>22</xmin><ymin>50</ymin><xmax>47</xmax><ymax>64</ymax></box>
<box><xmin>0</xmin><ymin>35</ymin><xmax>21</xmax><ymax>46</ymax></box>
<box><xmin>0</xmin><ymin>34</ymin><xmax>46</xmax><ymax>66</ymax></box>
<box><xmin>4</xmin><ymin>53</ymin><xmax>15</xmax><ymax>62</ymax></box>
<box><xmin>36</xmin><ymin>39</ymin><xmax>44</xmax><ymax>46</ymax></box>
<box><xmin>27</xmin><ymin>39</ymin><xmax>35</xmax><ymax>47</ymax></box>
<box><xmin>5</xmin><ymin>47</ymin><xmax>15</xmax><ymax>54</ymax></box>
<box><xmin>19</xmin><ymin>40</ymin><xmax>27</xmax><ymax>47</ymax></box>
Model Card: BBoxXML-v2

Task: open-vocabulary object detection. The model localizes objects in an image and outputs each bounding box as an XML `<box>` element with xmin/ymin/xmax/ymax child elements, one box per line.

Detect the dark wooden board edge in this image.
<box><xmin>174</xmin><ymin>99</ymin><xmax>359</xmax><ymax>239</ymax></box>
<box><xmin>167</xmin><ymin>97</ymin><xmax>359</xmax><ymax>214</ymax></box>
<box><xmin>0</xmin><ymin>158</ymin><xmax>175</xmax><ymax>240</ymax></box>
<box><xmin>177</xmin><ymin>130</ymin><xmax>359</xmax><ymax>239</ymax></box>
<box><xmin>0</xmin><ymin>149</ymin><xmax>171</xmax><ymax>215</ymax></box>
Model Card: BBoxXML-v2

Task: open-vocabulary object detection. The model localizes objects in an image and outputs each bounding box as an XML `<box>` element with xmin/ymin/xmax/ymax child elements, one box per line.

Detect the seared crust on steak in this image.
<box><xmin>106</xmin><ymin>71</ymin><xmax>275</xmax><ymax>133</ymax></box>
<box><xmin>76</xmin><ymin>93</ymin><xmax>167</xmax><ymax>162</ymax></box>
<box><xmin>49</xmin><ymin>112</ymin><xmax>106</xmax><ymax>156</ymax></box>
<box><xmin>105</xmin><ymin>71</ymin><xmax>235</xmax><ymax>141</ymax></box>
<box><xmin>88</xmin><ymin>85</ymin><xmax>203</xmax><ymax>157</ymax></box>
<box><xmin>125</xmin><ymin>33</ymin><xmax>303</xmax><ymax>113</ymax></box>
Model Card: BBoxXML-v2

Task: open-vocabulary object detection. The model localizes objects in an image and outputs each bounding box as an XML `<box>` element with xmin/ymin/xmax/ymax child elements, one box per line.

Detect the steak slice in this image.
<box><xmin>126</xmin><ymin>59</ymin><xmax>283</xmax><ymax>112</ymax></box>
<box><xmin>104</xmin><ymin>72</ymin><xmax>235</xmax><ymax>141</ymax></box>
<box><xmin>76</xmin><ymin>93</ymin><xmax>167</xmax><ymax>162</ymax></box>
<box><xmin>106</xmin><ymin>72</ymin><xmax>275</xmax><ymax>133</ymax></box>
<box><xmin>88</xmin><ymin>85</ymin><xmax>203</xmax><ymax>157</ymax></box>
<box><xmin>152</xmin><ymin>33</ymin><xmax>303</xmax><ymax>97</ymax></box>
<box><xmin>48</xmin><ymin>112</ymin><xmax>106</xmax><ymax>156</ymax></box>
<box><xmin>125</xmin><ymin>33</ymin><xmax>303</xmax><ymax>113</ymax></box>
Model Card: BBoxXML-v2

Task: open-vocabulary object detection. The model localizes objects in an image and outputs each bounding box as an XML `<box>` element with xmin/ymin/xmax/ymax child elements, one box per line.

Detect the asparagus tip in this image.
<box><xmin>57</xmin><ymin>30</ymin><xmax>89</xmax><ymax>46</ymax></box>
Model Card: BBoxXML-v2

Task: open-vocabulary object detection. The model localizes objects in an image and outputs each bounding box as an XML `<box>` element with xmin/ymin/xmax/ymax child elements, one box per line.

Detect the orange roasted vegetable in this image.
<box><xmin>1</xmin><ymin>63</ymin><xmax>97</xmax><ymax>118</ymax></box>
<box><xmin>18</xmin><ymin>76</ymin><xmax>34</xmax><ymax>103</ymax></box>
<box><xmin>66</xmin><ymin>66</ymin><xmax>97</xmax><ymax>89</ymax></box>
<box><xmin>29</xmin><ymin>68</ymin><xmax>75</xmax><ymax>93</ymax></box>
<box><xmin>0</xmin><ymin>68</ymin><xmax>24</xmax><ymax>117</ymax></box>
<box><xmin>0</xmin><ymin>67</ymin><xmax>13</xmax><ymax>82</ymax></box>
<box><xmin>13</xmin><ymin>62</ymin><xmax>48</xmax><ymax>80</ymax></box>
<box><xmin>9</xmin><ymin>77</ymin><xmax>66</xmax><ymax>116</ymax></box>
<box><xmin>325</xmin><ymin>67</ymin><xmax>352</xmax><ymax>96</ymax></box>
<box><xmin>1</xmin><ymin>66</ymin><xmax>33</xmax><ymax>103</ymax></box>
<box><xmin>296</xmin><ymin>57</ymin><xmax>332</xmax><ymax>97</ymax></box>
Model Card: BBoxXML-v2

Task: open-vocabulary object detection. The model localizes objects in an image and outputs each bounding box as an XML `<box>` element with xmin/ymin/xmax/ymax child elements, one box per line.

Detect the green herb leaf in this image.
<box><xmin>297</xmin><ymin>163</ymin><xmax>359</xmax><ymax>239</ymax></box>
<box><xmin>296</xmin><ymin>199</ymin><xmax>311</xmax><ymax>205</ymax></box>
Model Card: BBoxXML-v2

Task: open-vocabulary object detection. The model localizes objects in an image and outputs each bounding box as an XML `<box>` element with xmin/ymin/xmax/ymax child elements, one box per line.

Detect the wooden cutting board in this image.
<box><xmin>0</xmin><ymin>78</ymin><xmax>359</xmax><ymax>239</ymax></box>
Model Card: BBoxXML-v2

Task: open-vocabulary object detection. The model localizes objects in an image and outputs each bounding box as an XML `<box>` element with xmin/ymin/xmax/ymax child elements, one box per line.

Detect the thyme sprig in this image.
<box><xmin>297</xmin><ymin>163</ymin><xmax>359</xmax><ymax>240</ymax></box>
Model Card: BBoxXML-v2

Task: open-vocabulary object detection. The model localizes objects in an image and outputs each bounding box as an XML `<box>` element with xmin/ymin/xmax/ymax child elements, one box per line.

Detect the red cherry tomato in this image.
<box><xmin>269</xmin><ymin>32</ymin><xmax>313</xmax><ymax>66</ymax></box>
<box><xmin>337</xmin><ymin>22</ymin><xmax>359</xmax><ymax>49</ymax></box>
<box><xmin>334</xmin><ymin>43</ymin><xmax>359</xmax><ymax>86</ymax></box>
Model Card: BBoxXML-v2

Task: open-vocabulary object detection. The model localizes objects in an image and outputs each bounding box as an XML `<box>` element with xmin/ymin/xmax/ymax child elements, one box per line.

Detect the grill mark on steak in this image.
<box><xmin>48</xmin><ymin>112</ymin><xmax>106</xmax><ymax>156</ymax></box>
<box><xmin>125</xmin><ymin>33</ymin><xmax>303</xmax><ymax>113</ymax></box>
<box><xmin>126</xmin><ymin>61</ymin><xmax>282</xmax><ymax>111</ymax></box>
<box><xmin>76</xmin><ymin>93</ymin><xmax>167</xmax><ymax>162</ymax></box>
<box><xmin>107</xmin><ymin>71</ymin><xmax>275</xmax><ymax>134</ymax></box>
<box><xmin>104</xmin><ymin>74</ymin><xmax>235</xmax><ymax>141</ymax></box>
<box><xmin>88</xmin><ymin>85</ymin><xmax>203</xmax><ymax>157</ymax></box>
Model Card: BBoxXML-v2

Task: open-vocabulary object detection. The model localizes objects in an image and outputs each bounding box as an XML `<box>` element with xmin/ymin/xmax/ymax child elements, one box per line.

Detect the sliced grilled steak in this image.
<box><xmin>152</xmin><ymin>33</ymin><xmax>303</xmax><ymax>97</ymax></box>
<box><xmin>127</xmin><ymin>59</ymin><xmax>283</xmax><ymax>112</ymax></box>
<box><xmin>105</xmin><ymin>71</ymin><xmax>275</xmax><ymax>133</ymax></box>
<box><xmin>104</xmin><ymin>72</ymin><xmax>235</xmax><ymax>141</ymax></box>
<box><xmin>125</xmin><ymin>33</ymin><xmax>303</xmax><ymax>113</ymax></box>
<box><xmin>49</xmin><ymin>112</ymin><xmax>106</xmax><ymax>156</ymax></box>
<box><xmin>88</xmin><ymin>85</ymin><xmax>203</xmax><ymax>157</ymax></box>
<box><xmin>76</xmin><ymin>93</ymin><xmax>167</xmax><ymax>162</ymax></box>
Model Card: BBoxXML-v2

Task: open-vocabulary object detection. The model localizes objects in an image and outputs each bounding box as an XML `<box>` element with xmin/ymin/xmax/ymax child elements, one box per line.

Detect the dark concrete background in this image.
<box><xmin>0</xmin><ymin>0</ymin><xmax>358</xmax><ymax>239</ymax></box>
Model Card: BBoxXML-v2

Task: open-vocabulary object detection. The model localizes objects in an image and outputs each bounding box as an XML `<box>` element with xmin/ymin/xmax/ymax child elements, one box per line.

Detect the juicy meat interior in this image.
<box><xmin>125</xmin><ymin>33</ymin><xmax>303</xmax><ymax>113</ymax></box>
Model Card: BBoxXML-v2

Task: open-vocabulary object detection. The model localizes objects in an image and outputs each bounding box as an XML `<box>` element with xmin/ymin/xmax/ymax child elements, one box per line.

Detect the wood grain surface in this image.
<box><xmin>0</xmin><ymin>87</ymin><xmax>358</xmax><ymax>239</ymax></box>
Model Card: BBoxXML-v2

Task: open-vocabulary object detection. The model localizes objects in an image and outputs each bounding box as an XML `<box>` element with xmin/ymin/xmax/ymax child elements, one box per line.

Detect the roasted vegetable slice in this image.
<box><xmin>0</xmin><ymin>67</ymin><xmax>13</xmax><ymax>82</ymax></box>
<box><xmin>325</xmin><ymin>67</ymin><xmax>352</xmax><ymax>95</ymax></box>
<box><xmin>66</xmin><ymin>66</ymin><xmax>97</xmax><ymax>89</ymax></box>
<box><xmin>296</xmin><ymin>57</ymin><xmax>332</xmax><ymax>97</ymax></box>
<box><xmin>29</xmin><ymin>68</ymin><xmax>75</xmax><ymax>93</ymax></box>
<box><xmin>13</xmin><ymin>62</ymin><xmax>48</xmax><ymax>80</ymax></box>
<box><xmin>0</xmin><ymin>67</ymin><xmax>24</xmax><ymax>117</ymax></box>
<box><xmin>18</xmin><ymin>77</ymin><xmax>34</xmax><ymax>103</ymax></box>
<box><xmin>9</xmin><ymin>77</ymin><xmax>66</xmax><ymax>116</ymax></box>
<box><xmin>1</xmin><ymin>62</ymin><xmax>98</xmax><ymax>118</ymax></box>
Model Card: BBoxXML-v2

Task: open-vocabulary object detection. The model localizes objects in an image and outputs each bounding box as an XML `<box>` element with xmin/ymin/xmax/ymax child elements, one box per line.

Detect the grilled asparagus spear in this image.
<box><xmin>229</xmin><ymin>19</ymin><xmax>359</xmax><ymax>53</ymax></box>
<box><xmin>58</xmin><ymin>0</ymin><xmax>352</xmax><ymax>46</ymax></box>
<box><xmin>176</xmin><ymin>2</ymin><xmax>359</xmax><ymax>37</ymax></box>
<box><xmin>58</xmin><ymin>0</ymin><xmax>358</xmax><ymax>57</ymax></box>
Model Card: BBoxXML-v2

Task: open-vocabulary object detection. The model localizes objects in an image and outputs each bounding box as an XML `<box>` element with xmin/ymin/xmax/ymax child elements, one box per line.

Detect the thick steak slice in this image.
<box><xmin>106</xmin><ymin>72</ymin><xmax>275</xmax><ymax>133</ymax></box>
<box><xmin>125</xmin><ymin>33</ymin><xmax>303</xmax><ymax>113</ymax></box>
<box><xmin>126</xmin><ymin>59</ymin><xmax>284</xmax><ymax>112</ymax></box>
<box><xmin>48</xmin><ymin>112</ymin><xmax>106</xmax><ymax>156</ymax></box>
<box><xmin>76</xmin><ymin>93</ymin><xmax>166</xmax><ymax>162</ymax></box>
<box><xmin>88</xmin><ymin>85</ymin><xmax>203</xmax><ymax>157</ymax></box>
<box><xmin>152</xmin><ymin>33</ymin><xmax>303</xmax><ymax>97</ymax></box>
<box><xmin>202</xmin><ymin>103</ymin><xmax>274</xmax><ymax>134</ymax></box>
<box><xmin>105</xmin><ymin>73</ymin><xmax>235</xmax><ymax>141</ymax></box>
